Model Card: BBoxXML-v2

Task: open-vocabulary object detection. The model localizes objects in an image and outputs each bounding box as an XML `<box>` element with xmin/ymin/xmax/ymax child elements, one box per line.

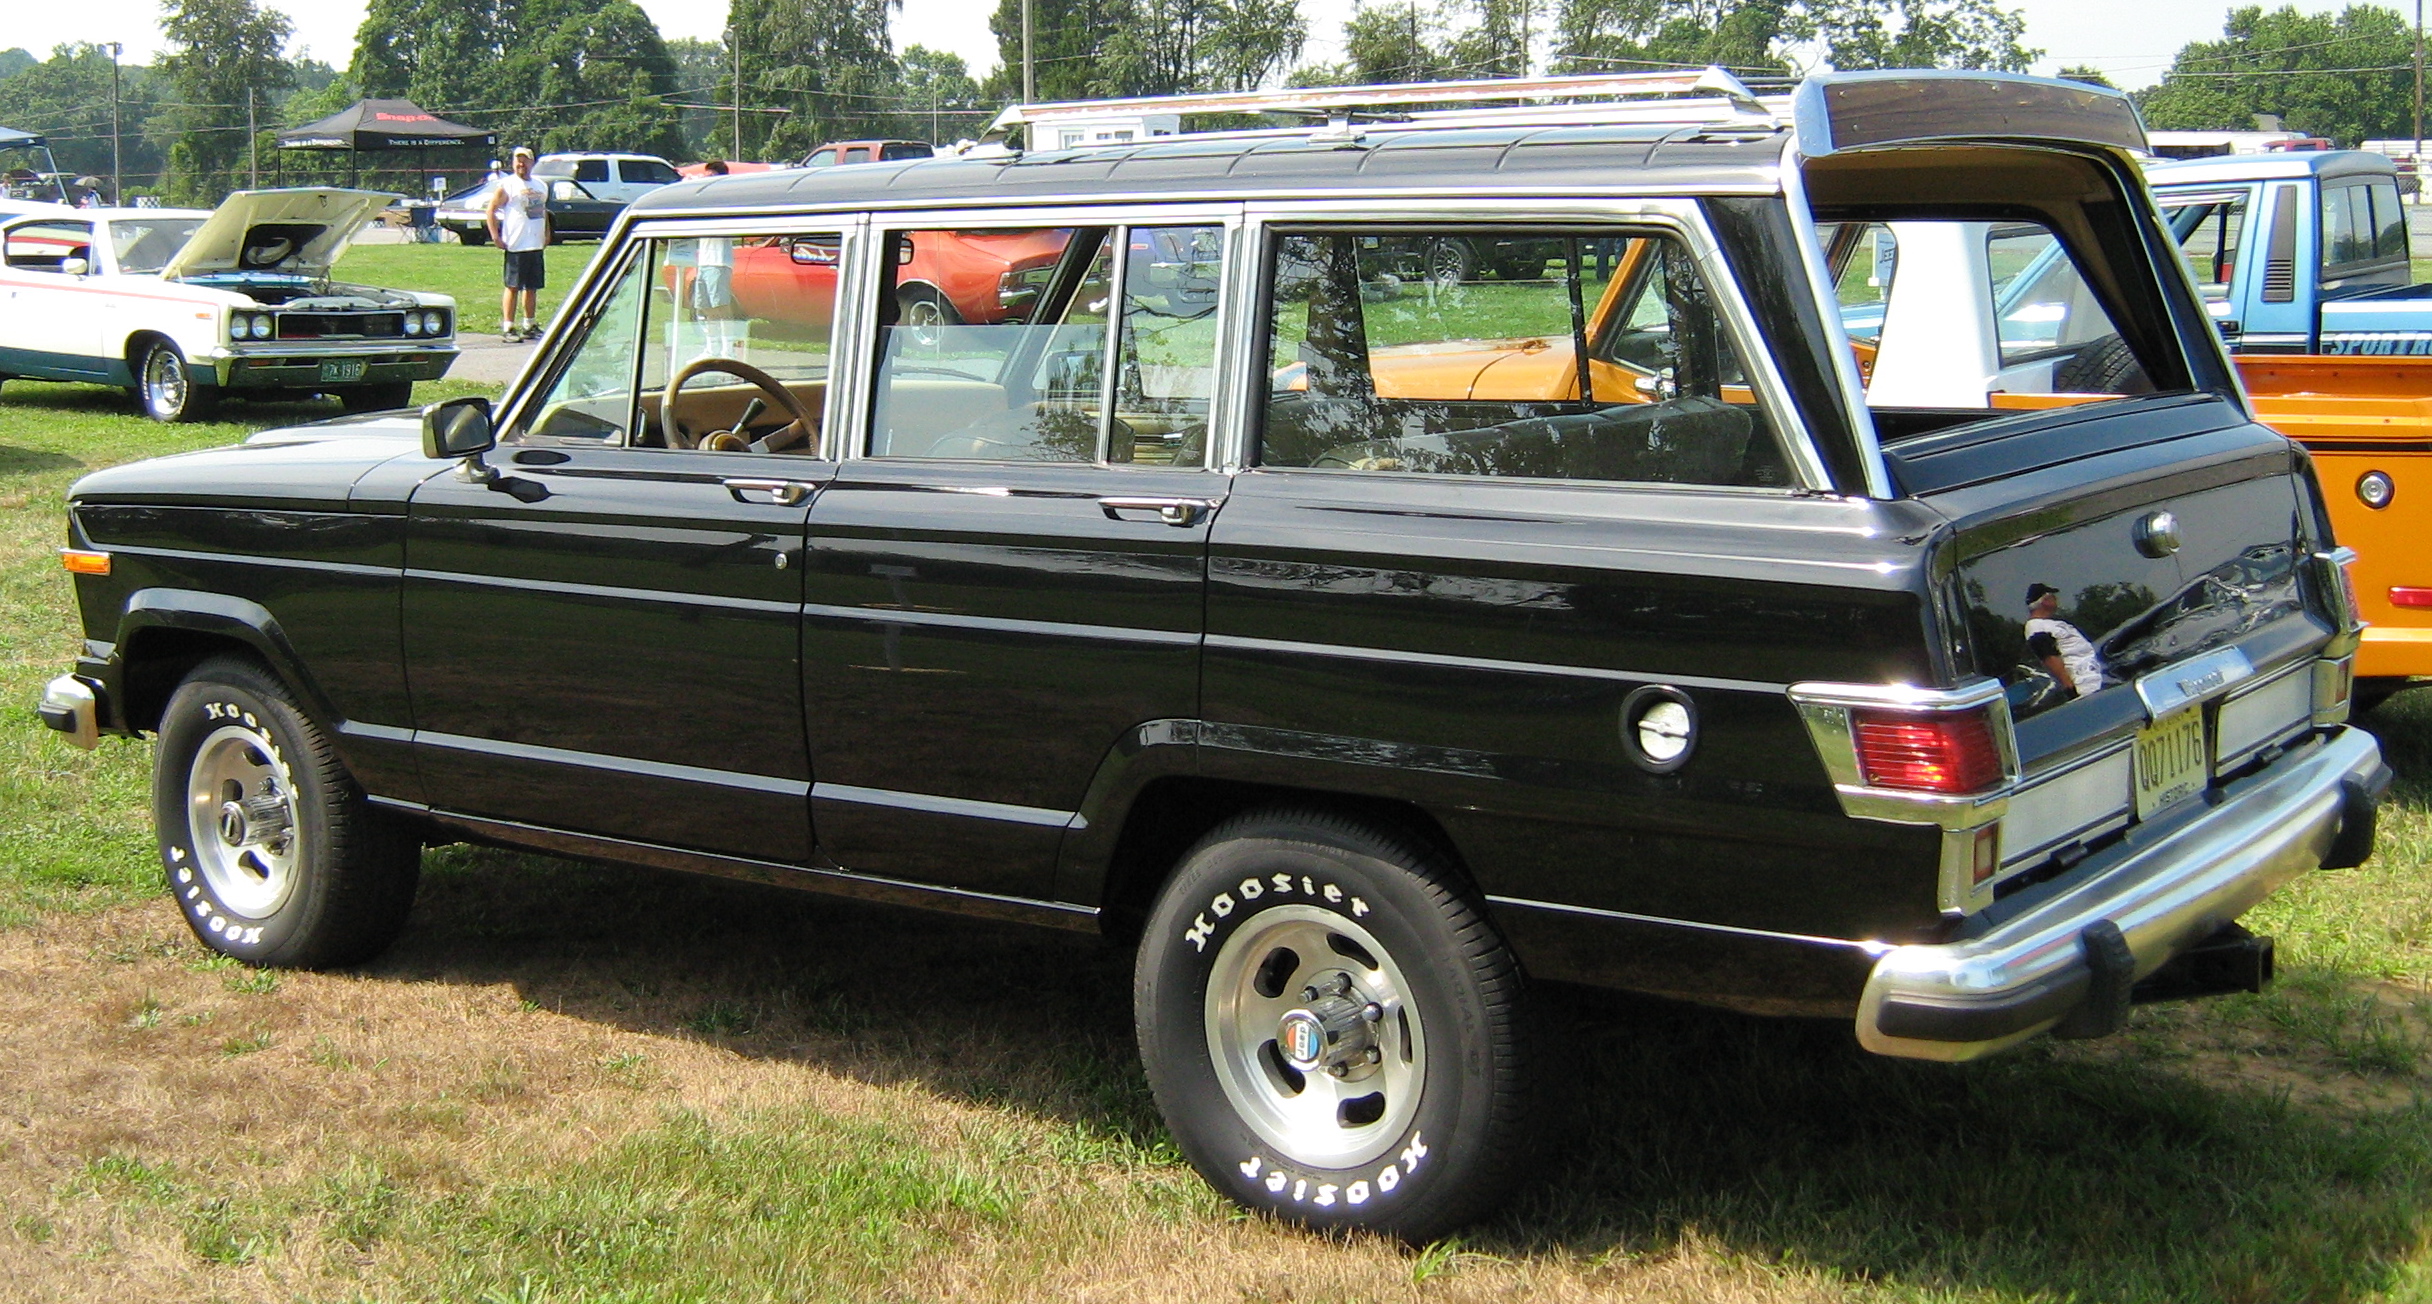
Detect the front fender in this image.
<box><xmin>114</xmin><ymin>588</ymin><xmax>339</xmax><ymax>732</ymax></box>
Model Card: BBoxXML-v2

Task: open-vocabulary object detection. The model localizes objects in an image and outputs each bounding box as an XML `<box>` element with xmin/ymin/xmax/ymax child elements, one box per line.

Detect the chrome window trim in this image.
<box><xmin>1236</xmin><ymin>199</ymin><xmax>1835</xmax><ymax>492</ymax></box>
<box><xmin>1779</xmin><ymin>143</ymin><xmax>1893</xmax><ymax>498</ymax></box>
<box><xmin>845</xmin><ymin>206</ymin><xmax>1245</xmax><ymax>469</ymax></box>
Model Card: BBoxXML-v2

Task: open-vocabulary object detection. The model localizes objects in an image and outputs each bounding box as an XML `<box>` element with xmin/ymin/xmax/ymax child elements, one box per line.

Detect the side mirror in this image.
<box><xmin>422</xmin><ymin>396</ymin><xmax>498</xmax><ymax>482</ymax></box>
<box><xmin>59</xmin><ymin>256</ymin><xmax>88</xmax><ymax>276</ymax></box>
<box><xmin>788</xmin><ymin>238</ymin><xmax>838</xmax><ymax>265</ymax></box>
<box><xmin>896</xmin><ymin>237</ymin><xmax>916</xmax><ymax>264</ymax></box>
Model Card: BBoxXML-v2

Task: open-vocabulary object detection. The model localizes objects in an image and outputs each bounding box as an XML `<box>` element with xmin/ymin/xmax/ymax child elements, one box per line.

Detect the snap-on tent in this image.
<box><xmin>275</xmin><ymin>99</ymin><xmax>497</xmax><ymax>187</ymax></box>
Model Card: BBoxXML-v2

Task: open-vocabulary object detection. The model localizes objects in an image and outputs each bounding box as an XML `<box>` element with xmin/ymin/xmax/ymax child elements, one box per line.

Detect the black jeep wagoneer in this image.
<box><xmin>40</xmin><ymin>70</ymin><xmax>2392</xmax><ymax>1237</ymax></box>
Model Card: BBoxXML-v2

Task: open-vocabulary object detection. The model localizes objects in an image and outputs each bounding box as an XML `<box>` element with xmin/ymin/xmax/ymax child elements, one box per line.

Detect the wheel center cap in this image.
<box><xmin>218</xmin><ymin>801</ymin><xmax>249</xmax><ymax>846</ymax></box>
<box><xmin>1278</xmin><ymin>1010</ymin><xmax>1326</xmax><ymax>1070</ymax></box>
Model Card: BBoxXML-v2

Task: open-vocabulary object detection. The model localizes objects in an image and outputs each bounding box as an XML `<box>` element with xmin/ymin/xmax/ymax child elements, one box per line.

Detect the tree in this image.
<box><xmin>0</xmin><ymin>44</ymin><xmax>167</xmax><ymax>188</ymax></box>
<box><xmin>520</xmin><ymin>0</ymin><xmax>684</xmax><ymax>156</ymax></box>
<box><xmin>666</xmin><ymin>36</ymin><xmax>728</xmax><ymax>157</ymax></box>
<box><xmin>1322</xmin><ymin>1</ymin><xmax>1465</xmax><ymax>83</ymax></box>
<box><xmin>153</xmin><ymin>0</ymin><xmax>296</xmax><ymax>203</ymax></box>
<box><xmin>2134</xmin><ymin>5</ymin><xmax>2413</xmax><ymax>144</ymax></box>
<box><xmin>2058</xmin><ymin>64</ymin><xmax>2114</xmax><ymax>88</ymax></box>
<box><xmin>1552</xmin><ymin>0</ymin><xmax>2034</xmax><ymax>76</ymax></box>
<box><xmin>1100</xmin><ymin>0</ymin><xmax>1309</xmax><ymax>95</ymax></box>
<box><xmin>895</xmin><ymin>46</ymin><xmax>983</xmax><ymax>143</ymax></box>
<box><xmin>0</xmin><ymin>49</ymin><xmax>37</xmax><ymax>83</ymax></box>
<box><xmin>724</xmin><ymin>0</ymin><xmax>902</xmax><ymax>160</ymax></box>
<box><xmin>984</xmin><ymin>0</ymin><xmax>1134</xmax><ymax>100</ymax></box>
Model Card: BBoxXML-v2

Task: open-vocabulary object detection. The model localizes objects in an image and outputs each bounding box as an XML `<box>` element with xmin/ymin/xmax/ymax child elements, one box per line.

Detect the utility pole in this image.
<box><xmin>731</xmin><ymin>27</ymin><xmax>743</xmax><ymax>160</ymax></box>
<box><xmin>1022</xmin><ymin>0</ymin><xmax>1035</xmax><ymax>102</ymax></box>
<box><xmin>248</xmin><ymin>87</ymin><xmax>258</xmax><ymax>189</ymax></box>
<box><xmin>2416</xmin><ymin>0</ymin><xmax>2425</xmax><ymax>201</ymax></box>
<box><xmin>106</xmin><ymin>42</ymin><xmax>122</xmax><ymax>203</ymax></box>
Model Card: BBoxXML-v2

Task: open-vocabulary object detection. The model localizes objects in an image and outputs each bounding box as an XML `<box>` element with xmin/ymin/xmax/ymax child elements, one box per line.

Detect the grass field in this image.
<box><xmin>342</xmin><ymin>242</ymin><xmax>603</xmax><ymax>339</ymax></box>
<box><xmin>9</xmin><ymin>364</ymin><xmax>2432</xmax><ymax>1300</ymax></box>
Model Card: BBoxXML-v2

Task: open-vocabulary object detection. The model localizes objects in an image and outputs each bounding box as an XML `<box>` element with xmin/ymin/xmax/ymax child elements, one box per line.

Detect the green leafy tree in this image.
<box><xmin>0</xmin><ymin>49</ymin><xmax>38</xmax><ymax>82</ymax></box>
<box><xmin>520</xmin><ymin>0</ymin><xmax>684</xmax><ymax>156</ymax></box>
<box><xmin>984</xmin><ymin>0</ymin><xmax>1130</xmax><ymax>100</ymax></box>
<box><xmin>0</xmin><ymin>45</ymin><xmax>167</xmax><ymax>191</ymax></box>
<box><xmin>1297</xmin><ymin>1</ymin><xmax>1465</xmax><ymax>84</ymax></box>
<box><xmin>2134</xmin><ymin>5</ymin><xmax>2413</xmax><ymax>144</ymax></box>
<box><xmin>666</xmin><ymin>36</ymin><xmax>728</xmax><ymax>158</ymax></box>
<box><xmin>724</xmin><ymin>0</ymin><xmax>902</xmax><ymax>160</ymax></box>
<box><xmin>1552</xmin><ymin>0</ymin><xmax>2032</xmax><ymax>76</ymax></box>
<box><xmin>1101</xmin><ymin>0</ymin><xmax>1309</xmax><ymax>95</ymax></box>
<box><xmin>153</xmin><ymin>0</ymin><xmax>296</xmax><ymax>203</ymax></box>
<box><xmin>2058</xmin><ymin>64</ymin><xmax>2114</xmax><ymax>87</ymax></box>
<box><xmin>895</xmin><ymin>46</ymin><xmax>983</xmax><ymax>143</ymax></box>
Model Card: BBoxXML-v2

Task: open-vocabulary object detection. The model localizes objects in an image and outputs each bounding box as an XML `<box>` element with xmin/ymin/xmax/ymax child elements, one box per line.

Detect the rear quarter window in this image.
<box><xmin>620</xmin><ymin>159</ymin><xmax>679</xmax><ymax>185</ymax></box>
<box><xmin>574</xmin><ymin>159</ymin><xmax>612</xmax><ymax>183</ymax></box>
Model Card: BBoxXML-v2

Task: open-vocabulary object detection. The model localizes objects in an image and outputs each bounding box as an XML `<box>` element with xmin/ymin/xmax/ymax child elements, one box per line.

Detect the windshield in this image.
<box><xmin>110</xmin><ymin>217</ymin><xmax>205</xmax><ymax>274</ymax></box>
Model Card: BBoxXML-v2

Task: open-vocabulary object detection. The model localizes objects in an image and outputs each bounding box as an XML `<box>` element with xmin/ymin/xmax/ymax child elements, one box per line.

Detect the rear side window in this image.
<box><xmin>2160</xmin><ymin>196</ymin><xmax>2246</xmax><ymax>301</ymax></box>
<box><xmin>2320</xmin><ymin>180</ymin><xmax>2404</xmax><ymax>274</ymax></box>
<box><xmin>620</xmin><ymin>159</ymin><xmax>679</xmax><ymax>185</ymax></box>
<box><xmin>841</xmin><ymin>148</ymin><xmax>871</xmax><ymax>165</ymax></box>
<box><xmin>881</xmin><ymin>142</ymin><xmax>933</xmax><ymax>161</ymax></box>
<box><xmin>868</xmin><ymin>225</ymin><xmax>1221</xmax><ymax>467</ymax></box>
<box><xmin>1258</xmin><ymin>226</ymin><xmax>1790</xmax><ymax>487</ymax></box>
<box><xmin>574</xmin><ymin>159</ymin><xmax>611</xmax><ymax>183</ymax></box>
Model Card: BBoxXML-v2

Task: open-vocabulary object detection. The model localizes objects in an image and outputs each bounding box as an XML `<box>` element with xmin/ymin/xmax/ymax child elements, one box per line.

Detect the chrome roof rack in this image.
<box><xmin>978</xmin><ymin>68</ymin><xmax>1789</xmax><ymax>149</ymax></box>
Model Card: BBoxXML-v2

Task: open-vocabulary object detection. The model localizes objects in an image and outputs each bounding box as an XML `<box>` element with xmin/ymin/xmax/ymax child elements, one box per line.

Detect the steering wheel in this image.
<box><xmin>661</xmin><ymin>356</ymin><xmax>815</xmax><ymax>452</ymax></box>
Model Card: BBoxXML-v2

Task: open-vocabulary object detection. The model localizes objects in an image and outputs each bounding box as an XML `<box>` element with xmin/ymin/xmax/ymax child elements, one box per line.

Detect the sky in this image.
<box><xmin>0</xmin><ymin>0</ymin><xmax>2377</xmax><ymax>96</ymax></box>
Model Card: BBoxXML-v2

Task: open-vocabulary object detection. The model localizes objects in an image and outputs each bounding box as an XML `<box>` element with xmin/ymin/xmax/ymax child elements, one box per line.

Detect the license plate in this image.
<box><xmin>318</xmin><ymin>359</ymin><xmax>368</xmax><ymax>383</ymax></box>
<box><xmin>2134</xmin><ymin>705</ymin><xmax>2208</xmax><ymax>820</ymax></box>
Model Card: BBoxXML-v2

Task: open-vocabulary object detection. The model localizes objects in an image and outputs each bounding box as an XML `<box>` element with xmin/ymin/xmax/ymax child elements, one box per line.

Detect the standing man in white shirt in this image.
<box><xmin>2025</xmin><ymin>583</ymin><xmax>2106</xmax><ymax>699</ymax></box>
<box><xmin>483</xmin><ymin>147</ymin><xmax>551</xmax><ymax>342</ymax></box>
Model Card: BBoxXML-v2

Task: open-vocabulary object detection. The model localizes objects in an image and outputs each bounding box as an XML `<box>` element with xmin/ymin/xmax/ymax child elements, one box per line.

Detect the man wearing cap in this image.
<box><xmin>2025</xmin><ymin>583</ymin><xmax>2105</xmax><ymax>699</ymax></box>
<box><xmin>484</xmin><ymin>147</ymin><xmax>550</xmax><ymax>342</ymax></box>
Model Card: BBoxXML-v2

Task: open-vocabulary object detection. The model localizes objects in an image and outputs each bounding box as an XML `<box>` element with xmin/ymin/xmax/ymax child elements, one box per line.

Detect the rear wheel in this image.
<box><xmin>135</xmin><ymin>339</ymin><xmax>218</xmax><ymax>422</ymax></box>
<box><xmin>153</xmin><ymin>656</ymin><xmax>420</xmax><ymax>968</ymax></box>
<box><xmin>1135</xmin><ymin>809</ymin><xmax>1535</xmax><ymax>1240</ymax></box>
<box><xmin>897</xmin><ymin>286</ymin><xmax>959</xmax><ymax>347</ymax></box>
<box><xmin>1421</xmin><ymin>237</ymin><xmax>1478</xmax><ymax>288</ymax></box>
<box><xmin>455</xmin><ymin>226</ymin><xmax>489</xmax><ymax>247</ymax></box>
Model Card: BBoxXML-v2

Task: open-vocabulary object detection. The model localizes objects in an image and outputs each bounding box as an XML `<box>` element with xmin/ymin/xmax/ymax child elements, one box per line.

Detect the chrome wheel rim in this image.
<box><xmin>1204</xmin><ymin>903</ymin><xmax>1424</xmax><ymax>1169</ymax></box>
<box><xmin>185</xmin><ymin>723</ymin><xmax>300</xmax><ymax>919</ymax></box>
<box><xmin>902</xmin><ymin>296</ymin><xmax>947</xmax><ymax>347</ymax></box>
<box><xmin>143</xmin><ymin>347</ymin><xmax>187</xmax><ymax>417</ymax></box>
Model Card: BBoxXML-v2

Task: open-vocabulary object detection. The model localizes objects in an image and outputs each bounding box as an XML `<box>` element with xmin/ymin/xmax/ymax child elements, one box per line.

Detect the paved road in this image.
<box><xmin>447</xmin><ymin>337</ymin><xmax>537</xmax><ymax>385</ymax></box>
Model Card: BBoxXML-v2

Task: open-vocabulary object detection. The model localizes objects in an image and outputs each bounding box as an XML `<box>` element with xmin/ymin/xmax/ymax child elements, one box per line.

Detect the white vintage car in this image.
<box><xmin>0</xmin><ymin>188</ymin><xmax>456</xmax><ymax>421</ymax></box>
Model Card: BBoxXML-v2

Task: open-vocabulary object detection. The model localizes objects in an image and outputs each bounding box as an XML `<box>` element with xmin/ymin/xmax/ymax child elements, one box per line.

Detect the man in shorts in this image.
<box><xmin>484</xmin><ymin>147</ymin><xmax>550</xmax><ymax>341</ymax></box>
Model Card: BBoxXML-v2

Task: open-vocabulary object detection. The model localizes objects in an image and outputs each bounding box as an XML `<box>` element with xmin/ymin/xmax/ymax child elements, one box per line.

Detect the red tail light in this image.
<box><xmin>1851</xmin><ymin>709</ymin><xmax>2004</xmax><ymax>794</ymax></box>
<box><xmin>2391</xmin><ymin>586</ymin><xmax>2432</xmax><ymax>609</ymax></box>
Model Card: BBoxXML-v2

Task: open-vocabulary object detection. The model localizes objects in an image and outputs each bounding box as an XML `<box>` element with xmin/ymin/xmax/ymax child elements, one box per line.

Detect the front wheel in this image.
<box><xmin>896</xmin><ymin>286</ymin><xmax>960</xmax><ymax>347</ymax></box>
<box><xmin>153</xmin><ymin>656</ymin><xmax>421</xmax><ymax>968</ymax></box>
<box><xmin>135</xmin><ymin>339</ymin><xmax>218</xmax><ymax>422</ymax></box>
<box><xmin>455</xmin><ymin>226</ymin><xmax>489</xmax><ymax>247</ymax></box>
<box><xmin>1135</xmin><ymin>810</ymin><xmax>1536</xmax><ymax>1240</ymax></box>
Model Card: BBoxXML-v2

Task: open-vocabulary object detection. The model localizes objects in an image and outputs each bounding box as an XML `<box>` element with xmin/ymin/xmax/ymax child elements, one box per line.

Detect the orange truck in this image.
<box><xmin>2235</xmin><ymin>355</ymin><xmax>2432</xmax><ymax>692</ymax></box>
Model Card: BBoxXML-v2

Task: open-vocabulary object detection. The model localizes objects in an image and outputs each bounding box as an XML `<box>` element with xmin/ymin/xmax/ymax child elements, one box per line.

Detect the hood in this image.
<box><xmin>158</xmin><ymin>187</ymin><xmax>396</xmax><ymax>281</ymax></box>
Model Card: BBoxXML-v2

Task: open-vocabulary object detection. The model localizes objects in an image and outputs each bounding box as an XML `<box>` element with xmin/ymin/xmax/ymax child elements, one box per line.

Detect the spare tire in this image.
<box><xmin>2051</xmin><ymin>334</ymin><xmax>2154</xmax><ymax>396</ymax></box>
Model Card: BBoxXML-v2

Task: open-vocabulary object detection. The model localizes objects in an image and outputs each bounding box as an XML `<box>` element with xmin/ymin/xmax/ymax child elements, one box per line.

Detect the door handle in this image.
<box><xmin>1098</xmin><ymin>496</ymin><xmax>1219</xmax><ymax>527</ymax></box>
<box><xmin>724</xmin><ymin>477</ymin><xmax>814</xmax><ymax>506</ymax></box>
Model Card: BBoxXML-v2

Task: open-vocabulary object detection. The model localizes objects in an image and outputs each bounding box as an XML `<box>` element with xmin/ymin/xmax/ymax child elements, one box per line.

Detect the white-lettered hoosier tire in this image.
<box><xmin>1135</xmin><ymin>809</ymin><xmax>1535</xmax><ymax>1240</ymax></box>
<box><xmin>152</xmin><ymin>656</ymin><xmax>421</xmax><ymax>968</ymax></box>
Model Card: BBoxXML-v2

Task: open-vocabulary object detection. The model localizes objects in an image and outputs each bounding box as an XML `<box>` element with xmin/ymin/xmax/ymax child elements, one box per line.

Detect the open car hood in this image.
<box><xmin>157</xmin><ymin>187</ymin><xmax>394</xmax><ymax>281</ymax></box>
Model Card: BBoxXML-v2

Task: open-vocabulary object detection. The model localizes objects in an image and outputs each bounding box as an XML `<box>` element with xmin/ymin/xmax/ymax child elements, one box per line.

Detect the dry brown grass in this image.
<box><xmin>0</xmin><ymin>849</ymin><xmax>1852</xmax><ymax>1303</ymax></box>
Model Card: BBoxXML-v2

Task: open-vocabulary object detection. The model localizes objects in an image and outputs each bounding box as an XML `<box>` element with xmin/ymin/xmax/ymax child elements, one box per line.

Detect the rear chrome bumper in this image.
<box><xmin>37</xmin><ymin>674</ymin><xmax>100</xmax><ymax>750</ymax></box>
<box><xmin>1857</xmin><ymin>726</ymin><xmax>2389</xmax><ymax>1061</ymax></box>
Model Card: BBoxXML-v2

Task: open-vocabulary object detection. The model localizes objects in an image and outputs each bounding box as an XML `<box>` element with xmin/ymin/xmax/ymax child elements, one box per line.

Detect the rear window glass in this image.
<box><xmin>881</xmin><ymin>143</ymin><xmax>933</xmax><ymax>161</ymax></box>
<box><xmin>1257</xmin><ymin>226</ymin><xmax>1791</xmax><ymax>487</ymax></box>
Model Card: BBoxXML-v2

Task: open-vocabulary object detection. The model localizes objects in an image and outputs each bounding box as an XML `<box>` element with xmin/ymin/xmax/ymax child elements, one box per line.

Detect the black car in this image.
<box><xmin>41</xmin><ymin>70</ymin><xmax>2389</xmax><ymax>1240</ymax></box>
<box><xmin>436</xmin><ymin>177</ymin><xmax>623</xmax><ymax>245</ymax></box>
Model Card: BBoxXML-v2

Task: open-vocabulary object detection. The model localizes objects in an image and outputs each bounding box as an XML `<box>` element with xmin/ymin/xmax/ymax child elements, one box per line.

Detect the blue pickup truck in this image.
<box><xmin>2145</xmin><ymin>150</ymin><xmax>2432</xmax><ymax>354</ymax></box>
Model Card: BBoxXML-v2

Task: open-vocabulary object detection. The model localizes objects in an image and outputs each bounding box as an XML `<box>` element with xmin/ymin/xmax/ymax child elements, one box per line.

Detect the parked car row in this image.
<box><xmin>29</xmin><ymin>71</ymin><xmax>2401</xmax><ymax>1242</ymax></box>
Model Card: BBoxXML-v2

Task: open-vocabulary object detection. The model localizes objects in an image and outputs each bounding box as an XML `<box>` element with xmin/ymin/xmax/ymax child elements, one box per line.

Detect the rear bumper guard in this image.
<box><xmin>1857</xmin><ymin>726</ymin><xmax>2389</xmax><ymax>1061</ymax></box>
